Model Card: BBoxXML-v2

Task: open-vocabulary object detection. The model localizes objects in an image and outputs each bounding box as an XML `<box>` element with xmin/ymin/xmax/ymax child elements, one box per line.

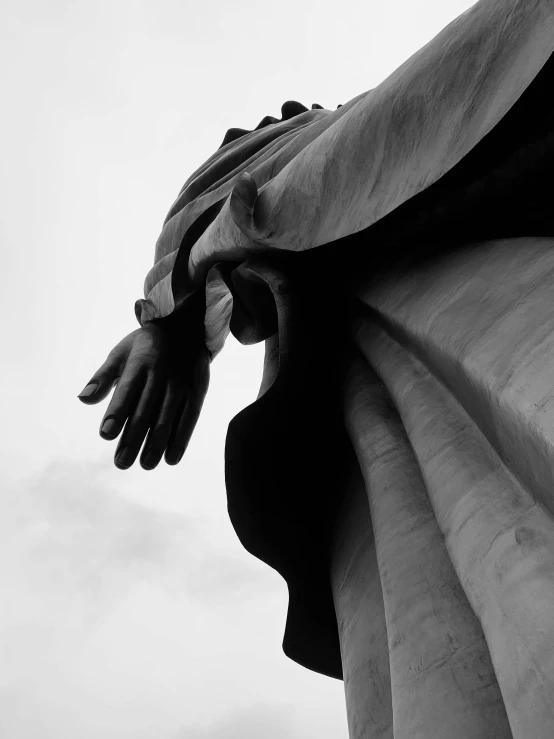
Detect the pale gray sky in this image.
<box><xmin>2</xmin><ymin>0</ymin><xmax>474</xmax><ymax>736</ymax></box>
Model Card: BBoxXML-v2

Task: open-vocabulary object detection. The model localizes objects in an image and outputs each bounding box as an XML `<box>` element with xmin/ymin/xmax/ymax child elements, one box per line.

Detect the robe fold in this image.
<box><xmin>136</xmin><ymin>0</ymin><xmax>554</xmax><ymax>349</ymax></box>
<box><xmin>133</xmin><ymin>0</ymin><xmax>554</xmax><ymax>727</ymax></box>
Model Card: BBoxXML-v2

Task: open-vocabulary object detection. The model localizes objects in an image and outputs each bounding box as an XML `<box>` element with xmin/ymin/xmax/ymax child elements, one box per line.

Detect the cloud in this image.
<box><xmin>0</xmin><ymin>458</ymin><xmax>277</xmax><ymax>622</ymax></box>
<box><xmin>0</xmin><ymin>456</ymin><xmax>282</xmax><ymax>687</ymax></box>
<box><xmin>0</xmin><ymin>458</ymin><xmax>291</xmax><ymax>738</ymax></box>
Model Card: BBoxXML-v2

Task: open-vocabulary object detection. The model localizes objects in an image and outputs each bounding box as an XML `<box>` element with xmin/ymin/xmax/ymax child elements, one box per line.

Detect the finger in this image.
<box><xmin>139</xmin><ymin>379</ymin><xmax>188</xmax><ymax>471</ymax></box>
<box><xmin>165</xmin><ymin>355</ymin><xmax>210</xmax><ymax>465</ymax></box>
<box><xmin>78</xmin><ymin>341</ymin><xmax>133</xmax><ymax>405</ymax></box>
<box><xmin>99</xmin><ymin>362</ymin><xmax>146</xmax><ymax>441</ymax></box>
<box><xmin>113</xmin><ymin>372</ymin><xmax>165</xmax><ymax>470</ymax></box>
<box><xmin>78</xmin><ymin>363</ymin><xmax>119</xmax><ymax>406</ymax></box>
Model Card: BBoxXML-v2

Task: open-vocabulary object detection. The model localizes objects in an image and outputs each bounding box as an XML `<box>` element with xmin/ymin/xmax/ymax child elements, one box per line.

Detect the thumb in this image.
<box><xmin>78</xmin><ymin>331</ymin><xmax>137</xmax><ymax>405</ymax></box>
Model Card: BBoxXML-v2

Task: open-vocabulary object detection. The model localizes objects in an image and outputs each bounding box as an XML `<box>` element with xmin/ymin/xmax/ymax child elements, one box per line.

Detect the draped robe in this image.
<box><xmin>134</xmin><ymin>1</ymin><xmax>554</xmax><ymax>735</ymax></box>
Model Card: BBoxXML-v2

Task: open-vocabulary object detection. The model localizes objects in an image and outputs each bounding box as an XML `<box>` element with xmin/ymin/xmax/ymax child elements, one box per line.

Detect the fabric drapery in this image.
<box><xmin>136</xmin><ymin>0</ymin><xmax>554</xmax><ymax>358</ymax></box>
<box><xmin>224</xmin><ymin>236</ymin><xmax>554</xmax><ymax>736</ymax></box>
<box><xmin>335</xmin><ymin>236</ymin><xmax>554</xmax><ymax>737</ymax></box>
<box><xmin>130</xmin><ymin>1</ymin><xmax>554</xmax><ymax>728</ymax></box>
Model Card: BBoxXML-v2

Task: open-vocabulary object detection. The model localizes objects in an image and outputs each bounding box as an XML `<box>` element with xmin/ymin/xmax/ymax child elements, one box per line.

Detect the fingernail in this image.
<box><xmin>141</xmin><ymin>448</ymin><xmax>159</xmax><ymax>470</ymax></box>
<box><xmin>78</xmin><ymin>382</ymin><xmax>98</xmax><ymax>398</ymax></box>
<box><xmin>115</xmin><ymin>446</ymin><xmax>135</xmax><ymax>469</ymax></box>
<box><xmin>100</xmin><ymin>417</ymin><xmax>119</xmax><ymax>439</ymax></box>
<box><xmin>166</xmin><ymin>444</ymin><xmax>185</xmax><ymax>465</ymax></box>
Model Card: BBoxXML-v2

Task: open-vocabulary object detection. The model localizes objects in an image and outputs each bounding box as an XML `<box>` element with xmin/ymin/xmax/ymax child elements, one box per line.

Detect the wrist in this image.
<box><xmin>154</xmin><ymin>291</ymin><xmax>207</xmax><ymax>349</ymax></box>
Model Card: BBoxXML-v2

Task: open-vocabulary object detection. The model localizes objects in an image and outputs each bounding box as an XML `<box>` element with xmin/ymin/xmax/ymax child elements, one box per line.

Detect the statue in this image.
<box><xmin>79</xmin><ymin>1</ymin><xmax>554</xmax><ymax>736</ymax></box>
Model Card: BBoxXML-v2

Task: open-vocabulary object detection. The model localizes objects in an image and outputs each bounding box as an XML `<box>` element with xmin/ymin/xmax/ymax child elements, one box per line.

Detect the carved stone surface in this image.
<box><xmin>339</xmin><ymin>237</ymin><xmax>554</xmax><ymax>736</ymax></box>
<box><xmin>80</xmin><ymin>1</ymin><xmax>554</xmax><ymax>735</ymax></box>
<box><xmin>330</xmin><ymin>470</ymin><xmax>393</xmax><ymax>738</ymax></box>
<box><xmin>135</xmin><ymin>0</ymin><xmax>554</xmax><ymax>338</ymax></box>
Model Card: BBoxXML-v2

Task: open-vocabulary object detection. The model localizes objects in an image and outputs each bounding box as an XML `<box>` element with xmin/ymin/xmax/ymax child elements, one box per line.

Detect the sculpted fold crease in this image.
<box><xmin>136</xmin><ymin>0</ymin><xmax>554</xmax><ymax>332</ymax></box>
<box><xmin>125</xmin><ymin>1</ymin><xmax>554</xmax><ymax>732</ymax></box>
<box><xmin>353</xmin><ymin>302</ymin><xmax>554</xmax><ymax>738</ymax></box>
<box><xmin>354</xmin><ymin>237</ymin><xmax>554</xmax><ymax>517</ymax></box>
<box><xmin>342</xmin><ymin>357</ymin><xmax>511</xmax><ymax>739</ymax></box>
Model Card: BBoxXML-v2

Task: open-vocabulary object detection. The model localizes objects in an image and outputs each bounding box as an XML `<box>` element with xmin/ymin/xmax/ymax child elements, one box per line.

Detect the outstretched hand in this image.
<box><xmin>77</xmin><ymin>322</ymin><xmax>209</xmax><ymax>470</ymax></box>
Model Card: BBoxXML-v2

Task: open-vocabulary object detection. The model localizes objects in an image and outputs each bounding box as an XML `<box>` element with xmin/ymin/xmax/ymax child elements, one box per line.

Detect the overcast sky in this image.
<box><xmin>2</xmin><ymin>0</ymin><xmax>475</xmax><ymax>736</ymax></box>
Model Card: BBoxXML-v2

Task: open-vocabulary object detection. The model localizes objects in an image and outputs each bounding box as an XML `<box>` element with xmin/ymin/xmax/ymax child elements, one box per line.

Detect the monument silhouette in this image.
<box><xmin>80</xmin><ymin>1</ymin><xmax>554</xmax><ymax>735</ymax></box>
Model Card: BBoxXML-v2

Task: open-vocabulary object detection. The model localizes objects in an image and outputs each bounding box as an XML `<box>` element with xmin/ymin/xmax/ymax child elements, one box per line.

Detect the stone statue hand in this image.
<box><xmin>77</xmin><ymin>322</ymin><xmax>210</xmax><ymax>470</ymax></box>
